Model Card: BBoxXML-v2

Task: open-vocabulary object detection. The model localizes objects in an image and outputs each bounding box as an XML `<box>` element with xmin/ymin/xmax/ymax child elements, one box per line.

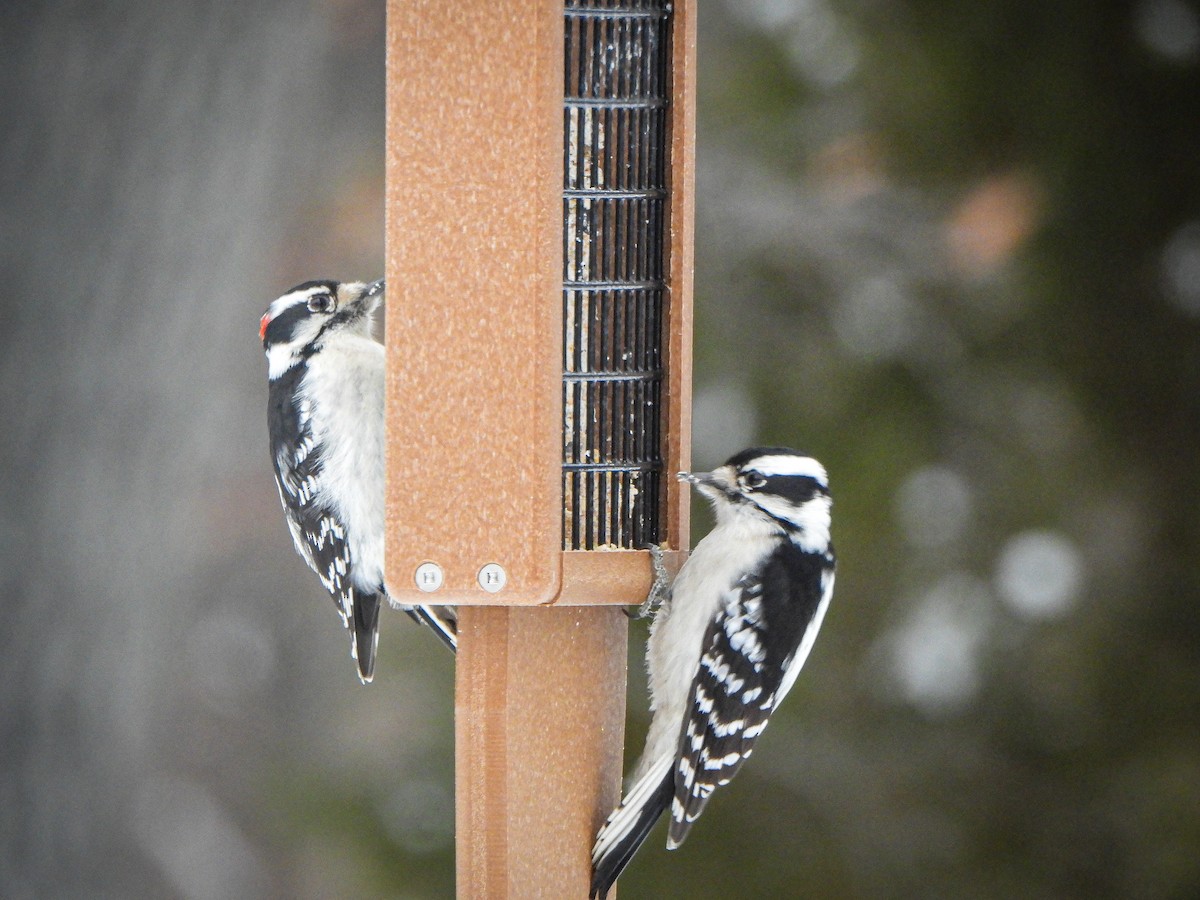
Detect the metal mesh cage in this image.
<box><xmin>563</xmin><ymin>0</ymin><xmax>670</xmax><ymax>550</ymax></box>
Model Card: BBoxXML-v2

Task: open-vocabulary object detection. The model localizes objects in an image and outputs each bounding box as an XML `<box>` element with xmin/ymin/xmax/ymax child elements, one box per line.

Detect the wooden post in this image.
<box><xmin>385</xmin><ymin>1</ymin><xmax>696</xmax><ymax>896</ymax></box>
<box><xmin>455</xmin><ymin>606</ymin><xmax>628</xmax><ymax>897</ymax></box>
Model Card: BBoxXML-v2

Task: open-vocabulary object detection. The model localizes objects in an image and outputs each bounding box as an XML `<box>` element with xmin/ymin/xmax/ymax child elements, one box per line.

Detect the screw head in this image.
<box><xmin>414</xmin><ymin>562</ymin><xmax>444</xmax><ymax>592</ymax></box>
<box><xmin>477</xmin><ymin>563</ymin><xmax>507</xmax><ymax>593</ymax></box>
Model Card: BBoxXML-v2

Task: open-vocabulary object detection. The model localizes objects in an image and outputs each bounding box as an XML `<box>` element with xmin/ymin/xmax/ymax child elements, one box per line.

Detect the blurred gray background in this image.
<box><xmin>2</xmin><ymin>1</ymin><xmax>1199</xmax><ymax>898</ymax></box>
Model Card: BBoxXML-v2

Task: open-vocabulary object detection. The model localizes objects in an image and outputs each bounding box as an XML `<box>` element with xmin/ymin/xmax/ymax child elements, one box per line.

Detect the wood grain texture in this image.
<box><xmin>384</xmin><ymin>0</ymin><xmax>563</xmax><ymax>605</ymax></box>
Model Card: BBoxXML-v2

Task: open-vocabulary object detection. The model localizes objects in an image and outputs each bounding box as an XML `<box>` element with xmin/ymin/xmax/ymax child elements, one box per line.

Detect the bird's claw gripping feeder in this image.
<box><xmin>385</xmin><ymin>1</ymin><xmax>695</xmax><ymax>894</ymax></box>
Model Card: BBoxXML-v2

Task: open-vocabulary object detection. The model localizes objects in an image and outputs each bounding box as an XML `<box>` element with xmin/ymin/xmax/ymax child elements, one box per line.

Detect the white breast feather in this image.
<box><xmin>298</xmin><ymin>334</ymin><xmax>386</xmax><ymax>592</ymax></box>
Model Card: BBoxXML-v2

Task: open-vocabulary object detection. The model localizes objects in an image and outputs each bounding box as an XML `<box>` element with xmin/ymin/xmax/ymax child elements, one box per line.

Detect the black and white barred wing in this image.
<box><xmin>668</xmin><ymin>550</ymin><xmax>832</xmax><ymax>848</ymax></box>
<box><xmin>271</xmin><ymin>399</ymin><xmax>354</xmax><ymax>624</ymax></box>
<box><xmin>667</xmin><ymin>574</ymin><xmax>780</xmax><ymax>848</ymax></box>
<box><xmin>273</xmin><ymin>435</ymin><xmax>383</xmax><ymax>680</ymax></box>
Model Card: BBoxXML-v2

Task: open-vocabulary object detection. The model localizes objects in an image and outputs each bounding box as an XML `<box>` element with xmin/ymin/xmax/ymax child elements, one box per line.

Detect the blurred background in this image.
<box><xmin>2</xmin><ymin>0</ymin><xmax>1199</xmax><ymax>897</ymax></box>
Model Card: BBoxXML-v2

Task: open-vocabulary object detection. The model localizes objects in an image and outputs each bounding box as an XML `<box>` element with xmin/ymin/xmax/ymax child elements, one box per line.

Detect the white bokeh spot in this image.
<box><xmin>884</xmin><ymin>573</ymin><xmax>990</xmax><ymax>716</ymax></box>
<box><xmin>995</xmin><ymin>530</ymin><xmax>1085</xmax><ymax>620</ymax></box>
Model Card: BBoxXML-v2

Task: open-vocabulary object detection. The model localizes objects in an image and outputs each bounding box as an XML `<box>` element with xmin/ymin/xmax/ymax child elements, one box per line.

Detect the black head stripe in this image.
<box><xmin>288</xmin><ymin>279</ymin><xmax>340</xmax><ymax>295</ymax></box>
<box><xmin>263</xmin><ymin>302</ymin><xmax>312</xmax><ymax>348</ymax></box>
<box><xmin>263</xmin><ymin>281</ymin><xmax>340</xmax><ymax>348</ymax></box>
<box><xmin>724</xmin><ymin>446</ymin><xmax>799</xmax><ymax>469</ymax></box>
<box><xmin>763</xmin><ymin>474</ymin><xmax>823</xmax><ymax>506</ymax></box>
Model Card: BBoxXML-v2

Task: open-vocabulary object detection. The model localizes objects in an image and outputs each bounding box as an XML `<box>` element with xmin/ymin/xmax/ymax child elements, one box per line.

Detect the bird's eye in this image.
<box><xmin>742</xmin><ymin>472</ymin><xmax>767</xmax><ymax>490</ymax></box>
<box><xmin>307</xmin><ymin>293</ymin><xmax>335</xmax><ymax>314</ymax></box>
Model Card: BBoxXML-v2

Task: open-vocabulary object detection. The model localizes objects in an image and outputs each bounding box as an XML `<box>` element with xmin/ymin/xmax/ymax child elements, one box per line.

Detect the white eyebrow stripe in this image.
<box><xmin>264</xmin><ymin>286</ymin><xmax>324</xmax><ymax>324</ymax></box>
<box><xmin>749</xmin><ymin>455</ymin><xmax>828</xmax><ymax>484</ymax></box>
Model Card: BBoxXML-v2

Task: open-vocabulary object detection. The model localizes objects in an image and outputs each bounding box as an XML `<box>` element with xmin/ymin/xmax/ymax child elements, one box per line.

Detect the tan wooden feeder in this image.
<box><xmin>384</xmin><ymin>1</ymin><xmax>695</xmax><ymax>894</ymax></box>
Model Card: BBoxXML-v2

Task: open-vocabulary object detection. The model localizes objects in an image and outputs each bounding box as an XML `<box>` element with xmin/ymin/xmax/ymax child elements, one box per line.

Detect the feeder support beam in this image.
<box><xmin>385</xmin><ymin>1</ymin><xmax>695</xmax><ymax>896</ymax></box>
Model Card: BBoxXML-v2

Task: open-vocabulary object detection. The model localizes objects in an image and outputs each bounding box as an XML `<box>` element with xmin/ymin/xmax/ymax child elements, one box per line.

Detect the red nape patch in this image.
<box><xmin>259</xmin><ymin>313</ymin><xmax>271</xmax><ymax>340</ymax></box>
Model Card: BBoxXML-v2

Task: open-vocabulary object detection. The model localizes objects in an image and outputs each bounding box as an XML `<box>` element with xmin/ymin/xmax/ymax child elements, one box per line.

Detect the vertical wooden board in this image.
<box><xmin>505</xmin><ymin>607</ymin><xmax>627</xmax><ymax>896</ymax></box>
<box><xmin>384</xmin><ymin>0</ymin><xmax>562</xmax><ymax>605</ymax></box>
<box><xmin>664</xmin><ymin>0</ymin><xmax>697</xmax><ymax>552</ymax></box>
<box><xmin>453</xmin><ymin>609</ymin><xmax>510</xmax><ymax>898</ymax></box>
<box><xmin>455</xmin><ymin>607</ymin><xmax>628</xmax><ymax>898</ymax></box>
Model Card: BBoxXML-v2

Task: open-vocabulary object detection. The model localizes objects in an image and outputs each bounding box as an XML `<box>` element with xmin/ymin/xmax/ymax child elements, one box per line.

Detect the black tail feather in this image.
<box><xmin>403</xmin><ymin>604</ymin><xmax>458</xmax><ymax>652</ymax></box>
<box><xmin>352</xmin><ymin>593</ymin><xmax>382</xmax><ymax>683</ymax></box>
<box><xmin>590</xmin><ymin>770</ymin><xmax>673</xmax><ymax>900</ymax></box>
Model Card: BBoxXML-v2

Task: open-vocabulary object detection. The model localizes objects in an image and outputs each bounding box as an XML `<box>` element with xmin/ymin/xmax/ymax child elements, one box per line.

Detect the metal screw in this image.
<box><xmin>415</xmin><ymin>562</ymin><xmax>444</xmax><ymax>592</ymax></box>
<box><xmin>477</xmin><ymin>563</ymin><xmax>506</xmax><ymax>593</ymax></box>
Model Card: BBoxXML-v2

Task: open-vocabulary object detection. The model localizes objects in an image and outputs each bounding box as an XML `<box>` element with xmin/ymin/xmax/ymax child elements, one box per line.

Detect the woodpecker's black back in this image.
<box><xmin>266</xmin><ymin>364</ymin><xmax>307</xmax><ymax>478</ymax></box>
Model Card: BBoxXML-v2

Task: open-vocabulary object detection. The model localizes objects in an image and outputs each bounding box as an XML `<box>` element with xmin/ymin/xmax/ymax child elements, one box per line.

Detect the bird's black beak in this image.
<box><xmin>364</xmin><ymin>278</ymin><xmax>385</xmax><ymax>298</ymax></box>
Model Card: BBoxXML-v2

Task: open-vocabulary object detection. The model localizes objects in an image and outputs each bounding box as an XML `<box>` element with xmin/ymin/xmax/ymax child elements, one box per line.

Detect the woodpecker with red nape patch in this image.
<box><xmin>260</xmin><ymin>279</ymin><xmax>456</xmax><ymax>682</ymax></box>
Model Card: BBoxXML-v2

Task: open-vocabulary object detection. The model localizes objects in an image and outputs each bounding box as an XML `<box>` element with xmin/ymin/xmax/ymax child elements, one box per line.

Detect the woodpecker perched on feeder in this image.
<box><xmin>260</xmin><ymin>279</ymin><xmax>457</xmax><ymax>682</ymax></box>
<box><xmin>591</xmin><ymin>447</ymin><xmax>836</xmax><ymax>898</ymax></box>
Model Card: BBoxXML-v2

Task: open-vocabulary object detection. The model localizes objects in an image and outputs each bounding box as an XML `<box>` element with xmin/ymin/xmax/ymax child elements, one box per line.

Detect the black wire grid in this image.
<box><xmin>563</xmin><ymin>0</ymin><xmax>670</xmax><ymax>550</ymax></box>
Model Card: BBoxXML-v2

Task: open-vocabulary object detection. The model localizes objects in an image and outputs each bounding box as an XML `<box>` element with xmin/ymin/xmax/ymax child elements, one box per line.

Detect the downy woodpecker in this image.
<box><xmin>261</xmin><ymin>279</ymin><xmax>456</xmax><ymax>682</ymax></box>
